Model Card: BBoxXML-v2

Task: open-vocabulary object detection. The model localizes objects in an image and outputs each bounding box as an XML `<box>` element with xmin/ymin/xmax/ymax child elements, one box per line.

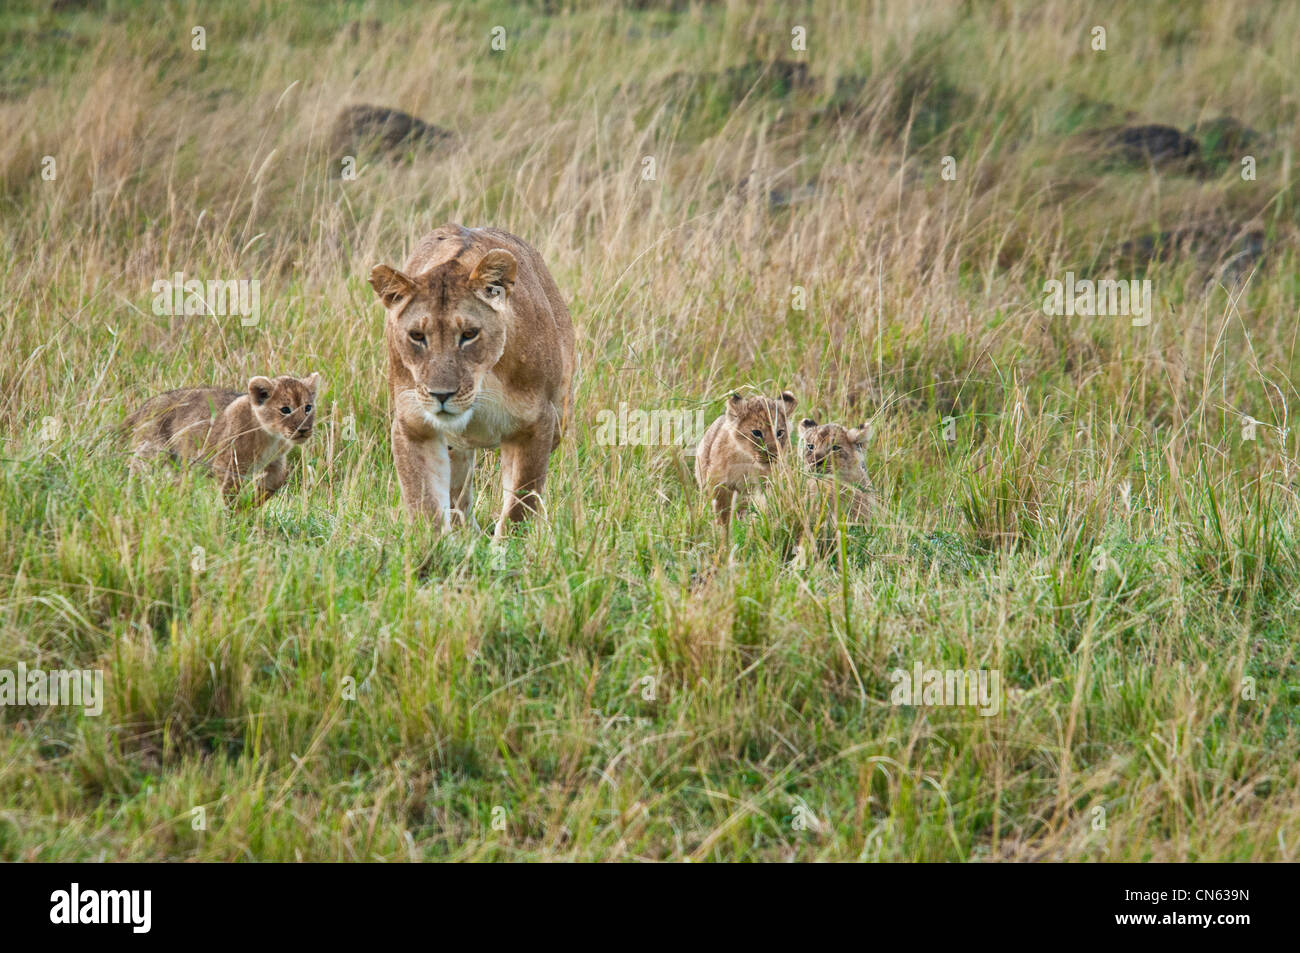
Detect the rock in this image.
<box><xmin>1097</xmin><ymin>124</ymin><xmax>1202</xmax><ymax>172</ymax></box>
<box><xmin>1113</xmin><ymin>220</ymin><xmax>1265</xmax><ymax>279</ymax></box>
<box><xmin>330</xmin><ymin>105</ymin><xmax>454</xmax><ymax>161</ymax></box>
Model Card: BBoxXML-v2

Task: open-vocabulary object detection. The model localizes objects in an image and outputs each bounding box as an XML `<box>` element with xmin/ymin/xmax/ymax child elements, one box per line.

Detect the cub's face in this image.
<box><xmin>369</xmin><ymin>250</ymin><xmax>516</xmax><ymax>431</ymax></box>
<box><xmin>249</xmin><ymin>373</ymin><xmax>321</xmax><ymax>444</ymax></box>
<box><xmin>799</xmin><ymin>418</ymin><xmax>868</xmax><ymax>479</ymax></box>
<box><xmin>726</xmin><ymin>391</ymin><xmax>796</xmax><ymax>462</ymax></box>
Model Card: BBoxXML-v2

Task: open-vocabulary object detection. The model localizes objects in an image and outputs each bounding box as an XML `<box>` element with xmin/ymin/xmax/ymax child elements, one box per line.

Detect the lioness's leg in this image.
<box><xmin>448</xmin><ymin>445</ymin><xmax>478</xmax><ymax>529</ymax></box>
<box><xmin>392</xmin><ymin>422</ymin><xmax>452</xmax><ymax>527</ymax></box>
<box><xmin>496</xmin><ymin>423</ymin><xmax>554</xmax><ymax>537</ymax></box>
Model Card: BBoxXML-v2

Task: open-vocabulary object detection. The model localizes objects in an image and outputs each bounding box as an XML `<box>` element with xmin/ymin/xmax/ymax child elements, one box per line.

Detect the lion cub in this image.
<box><xmin>125</xmin><ymin>373</ymin><xmax>320</xmax><ymax>505</ymax></box>
<box><xmin>694</xmin><ymin>390</ymin><xmax>795</xmax><ymax>525</ymax></box>
<box><xmin>798</xmin><ymin>417</ymin><xmax>879</xmax><ymax>522</ymax></box>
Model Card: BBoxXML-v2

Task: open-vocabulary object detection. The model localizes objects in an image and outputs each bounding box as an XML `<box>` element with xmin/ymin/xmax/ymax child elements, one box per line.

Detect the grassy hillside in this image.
<box><xmin>1</xmin><ymin>0</ymin><xmax>1297</xmax><ymax>860</ymax></box>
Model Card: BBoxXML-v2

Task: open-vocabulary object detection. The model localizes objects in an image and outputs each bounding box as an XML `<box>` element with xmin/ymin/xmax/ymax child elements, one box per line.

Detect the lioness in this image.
<box><xmin>125</xmin><ymin>373</ymin><xmax>320</xmax><ymax>505</ymax></box>
<box><xmin>694</xmin><ymin>390</ymin><xmax>795</xmax><ymax>526</ymax></box>
<box><xmin>369</xmin><ymin>224</ymin><xmax>575</xmax><ymax>535</ymax></box>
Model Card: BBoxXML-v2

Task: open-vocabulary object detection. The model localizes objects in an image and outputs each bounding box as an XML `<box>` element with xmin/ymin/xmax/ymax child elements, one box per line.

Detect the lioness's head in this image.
<box><xmin>369</xmin><ymin>249</ymin><xmax>517</xmax><ymax>430</ymax></box>
<box><xmin>799</xmin><ymin>418</ymin><xmax>869</xmax><ymax>480</ymax></box>
<box><xmin>726</xmin><ymin>391</ymin><xmax>795</xmax><ymax>462</ymax></box>
<box><xmin>248</xmin><ymin>373</ymin><xmax>321</xmax><ymax>444</ymax></box>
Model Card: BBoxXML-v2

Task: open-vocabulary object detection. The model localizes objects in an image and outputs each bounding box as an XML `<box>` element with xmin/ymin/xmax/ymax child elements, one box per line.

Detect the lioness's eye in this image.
<box><xmin>461</xmin><ymin>328</ymin><xmax>480</xmax><ymax>343</ymax></box>
<box><xmin>408</xmin><ymin>331</ymin><xmax>426</xmax><ymax>344</ymax></box>
<box><xmin>280</xmin><ymin>406</ymin><xmax>291</xmax><ymax>415</ymax></box>
<box><xmin>485</xmin><ymin>285</ymin><xmax>502</xmax><ymax>299</ymax></box>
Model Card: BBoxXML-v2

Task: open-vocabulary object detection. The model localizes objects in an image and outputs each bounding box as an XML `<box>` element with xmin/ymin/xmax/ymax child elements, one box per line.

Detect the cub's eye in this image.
<box><xmin>280</xmin><ymin>406</ymin><xmax>291</xmax><ymax>415</ymax></box>
<box><xmin>304</xmin><ymin>404</ymin><xmax>313</xmax><ymax>413</ymax></box>
<box><xmin>776</xmin><ymin>429</ymin><xmax>785</xmax><ymax>438</ymax></box>
<box><xmin>408</xmin><ymin>331</ymin><xmax>426</xmax><ymax>344</ymax></box>
<box><xmin>461</xmin><ymin>328</ymin><xmax>480</xmax><ymax>344</ymax></box>
<box><xmin>751</xmin><ymin>429</ymin><xmax>763</xmax><ymax>439</ymax></box>
<box><xmin>831</xmin><ymin>445</ymin><xmax>842</xmax><ymax>452</ymax></box>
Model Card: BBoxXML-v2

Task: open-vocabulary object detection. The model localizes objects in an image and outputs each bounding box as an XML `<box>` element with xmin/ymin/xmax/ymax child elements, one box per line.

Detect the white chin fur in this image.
<box><xmin>420</xmin><ymin>406</ymin><xmax>472</xmax><ymax>433</ymax></box>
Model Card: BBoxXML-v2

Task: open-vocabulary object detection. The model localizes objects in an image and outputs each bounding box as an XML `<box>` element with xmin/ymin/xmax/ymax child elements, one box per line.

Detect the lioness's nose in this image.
<box><xmin>428</xmin><ymin>390</ymin><xmax>454</xmax><ymax>405</ymax></box>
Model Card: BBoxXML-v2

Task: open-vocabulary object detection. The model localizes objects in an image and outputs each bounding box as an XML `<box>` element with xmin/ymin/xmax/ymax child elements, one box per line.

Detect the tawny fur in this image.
<box><xmin>369</xmin><ymin>224</ymin><xmax>575</xmax><ymax>536</ymax></box>
<box><xmin>798</xmin><ymin>417</ymin><xmax>880</xmax><ymax>525</ymax></box>
<box><xmin>694</xmin><ymin>391</ymin><xmax>795</xmax><ymax>526</ymax></box>
<box><xmin>124</xmin><ymin>374</ymin><xmax>320</xmax><ymax>505</ymax></box>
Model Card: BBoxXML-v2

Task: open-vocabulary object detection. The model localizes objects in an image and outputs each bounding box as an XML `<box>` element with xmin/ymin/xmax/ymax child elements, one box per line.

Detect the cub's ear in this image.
<box><xmin>369</xmin><ymin>265</ymin><xmax>417</xmax><ymax>308</ymax></box>
<box><xmin>248</xmin><ymin>377</ymin><xmax>274</xmax><ymax>406</ymax></box>
<box><xmin>470</xmin><ymin>249</ymin><xmax>517</xmax><ymax>304</ymax></box>
<box><xmin>303</xmin><ymin>372</ymin><xmax>322</xmax><ymax>394</ymax></box>
<box><xmin>725</xmin><ymin>392</ymin><xmax>745</xmax><ymax>419</ymax></box>
<box><xmin>780</xmin><ymin>391</ymin><xmax>796</xmax><ymax>412</ymax></box>
<box><xmin>847</xmin><ymin>424</ymin><xmax>871</xmax><ymax>447</ymax></box>
<box><xmin>800</xmin><ymin>417</ymin><xmax>817</xmax><ymax>431</ymax></box>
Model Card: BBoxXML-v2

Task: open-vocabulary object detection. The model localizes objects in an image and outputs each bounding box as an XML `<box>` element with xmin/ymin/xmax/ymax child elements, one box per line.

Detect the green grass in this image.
<box><xmin>1</xmin><ymin>0</ymin><xmax>1298</xmax><ymax>860</ymax></box>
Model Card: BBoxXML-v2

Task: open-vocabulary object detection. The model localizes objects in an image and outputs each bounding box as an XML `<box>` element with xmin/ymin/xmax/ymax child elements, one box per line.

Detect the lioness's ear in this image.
<box><xmin>369</xmin><ymin>265</ymin><xmax>417</xmax><ymax>308</ymax></box>
<box><xmin>780</xmin><ymin>391</ymin><xmax>796</xmax><ymax>412</ymax></box>
<box><xmin>304</xmin><ymin>372</ymin><xmax>321</xmax><ymax>394</ymax></box>
<box><xmin>726</xmin><ymin>392</ymin><xmax>745</xmax><ymax>419</ymax></box>
<box><xmin>249</xmin><ymin>377</ymin><xmax>273</xmax><ymax>406</ymax></box>
<box><xmin>470</xmin><ymin>249</ymin><xmax>517</xmax><ymax>304</ymax></box>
